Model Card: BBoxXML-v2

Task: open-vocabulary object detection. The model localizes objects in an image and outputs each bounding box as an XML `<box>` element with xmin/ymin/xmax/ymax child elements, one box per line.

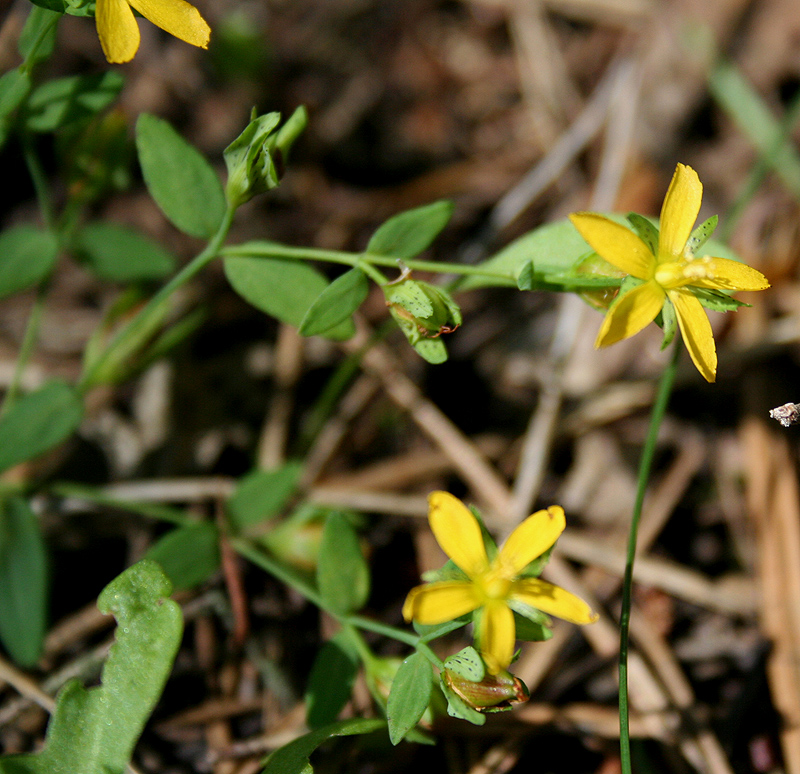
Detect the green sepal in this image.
<box><xmin>512</xmin><ymin>612</ymin><xmax>553</xmax><ymax>642</ymax></box>
<box><xmin>686</xmin><ymin>215</ymin><xmax>718</xmax><ymax>255</ymax></box>
<box><xmin>443</xmin><ymin>646</ymin><xmax>485</xmax><ymax>682</ymax></box>
<box><xmin>692</xmin><ymin>287</ymin><xmax>750</xmax><ymax>313</ymax></box>
<box><xmin>626</xmin><ymin>212</ymin><xmax>659</xmax><ymax>255</ymax></box>
<box><xmin>658</xmin><ymin>295</ymin><xmax>678</xmax><ymax>350</ymax></box>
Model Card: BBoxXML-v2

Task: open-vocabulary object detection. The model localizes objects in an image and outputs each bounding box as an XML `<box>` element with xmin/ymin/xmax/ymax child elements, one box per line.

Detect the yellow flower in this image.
<box><xmin>403</xmin><ymin>492</ymin><xmax>597</xmax><ymax>674</ymax></box>
<box><xmin>96</xmin><ymin>0</ymin><xmax>211</xmax><ymax>64</ymax></box>
<box><xmin>569</xmin><ymin>163</ymin><xmax>769</xmax><ymax>383</ymax></box>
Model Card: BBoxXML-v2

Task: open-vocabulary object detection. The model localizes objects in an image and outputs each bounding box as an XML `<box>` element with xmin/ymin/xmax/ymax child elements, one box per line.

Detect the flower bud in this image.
<box><xmin>442</xmin><ymin>667</ymin><xmax>529</xmax><ymax>713</ymax></box>
<box><xmin>384</xmin><ymin>278</ymin><xmax>462</xmax><ymax>344</ymax></box>
<box><xmin>224</xmin><ymin>107</ymin><xmax>307</xmax><ymax>208</ymax></box>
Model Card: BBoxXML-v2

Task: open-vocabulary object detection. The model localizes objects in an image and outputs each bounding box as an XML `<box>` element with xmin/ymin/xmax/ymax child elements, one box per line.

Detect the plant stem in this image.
<box><xmin>232</xmin><ymin>537</ymin><xmax>444</xmax><ymax>666</ymax></box>
<box><xmin>618</xmin><ymin>341</ymin><xmax>680</xmax><ymax>774</ymax></box>
<box><xmin>0</xmin><ymin>284</ymin><xmax>47</xmax><ymax>418</ymax></box>
<box><xmin>222</xmin><ymin>242</ymin><xmax>513</xmax><ymax>282</ymax></box>
<box><xmin>78</xmin><ymin>203</ymin><xmax>237</xmax><ymax>390</ymax></box>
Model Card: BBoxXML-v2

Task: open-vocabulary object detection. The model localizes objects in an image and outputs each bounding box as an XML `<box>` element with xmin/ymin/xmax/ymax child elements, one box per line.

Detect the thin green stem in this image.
<box><xmin>618</xmin><ymin>341</ymin><xmax>680</xmax><ymax>774</ymax></box>
<box><xmin>21</xmin><ymin>135</ymin><xmax>54</xmax><ymax>230</ymax></box>
<box><xmin>0</xmin><ymin>284</ymin><xmax>48</xmax><ymax>418</ymax></box>
<box><xmin>221</xmin><ymin>242</ymin><xmax>514</xmax><ymax>282</ymax></box>
<box><xmin>232</xmin><ymin>537</ymin><xmax>444</xmax><ymax>667</ymax></box>
<box><xmin>78</xmin><ymin>203</ymin><xmax>237</xmax><ymax>390</ymax></box>
<box><xmin>19</xmin><ymin>11</ymin><xmax>59</xmax><ymax>73</ymax></box>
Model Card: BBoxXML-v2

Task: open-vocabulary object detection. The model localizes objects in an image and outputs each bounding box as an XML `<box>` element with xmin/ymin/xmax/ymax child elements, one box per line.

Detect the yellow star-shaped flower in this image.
<box><xmin>96</xmin><ymin>0</ymin><xmax>211</xmax><ymax>64</ymax></box>
<box><xmin>569</xmin><ymin>163</ymin><xmax>770</xmax><ymax>382</ymax></box>
<box><xmin>403</xmin><ymin>492</ymin><xmax>597</xmax><ymax>674</ymax></box>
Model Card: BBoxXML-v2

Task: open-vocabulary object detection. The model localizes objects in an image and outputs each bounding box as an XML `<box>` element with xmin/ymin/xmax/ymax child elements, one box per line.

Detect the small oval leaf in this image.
<box><xmin>224</xmin><ymin>255</ymin><xmax>355</xmax><ymax>340</ymax></box>
<box><xmin>387</xmin><ymin>652</ymin><xmax>432</xmax><ymax>745</ymax></box>
<box><xmin>136</xmin><ymin>113</ymin><xmax>226</xmax><ymax>239</ymax></box>
<box><xmin>316</xmin><ymin>512</ymin><xmax>369</xmax><ymax>615</ymax></box>
<box><xmin>0</xmin><ymin>497</ymin><xmax>48</xmax><ymax>667</ymax></box>
<box><xmin>299</xmin><ymin>268</ymin><xmax>368</xmax><ymax>337</ymax></box>
<box><xmin>366</xmin><ymin>200</ymin><xmax>454</xmax><ymax>259</ymax></box>
<box><xmin>0</xmin><ymin>380</ymin><xmax>83</xmax><ymax>474</ymax></box>
<box><xmin>0</xmin><ymin>225</ymin><xmax>58</xmax><ymax>298</ymax></box>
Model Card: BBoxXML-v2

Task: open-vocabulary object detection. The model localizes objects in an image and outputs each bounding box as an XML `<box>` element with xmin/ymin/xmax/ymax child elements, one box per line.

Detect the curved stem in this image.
<box><xmin>618</xmin><ymin>341</ymin><xmax>680</xmax><ymax>774</ymax></box>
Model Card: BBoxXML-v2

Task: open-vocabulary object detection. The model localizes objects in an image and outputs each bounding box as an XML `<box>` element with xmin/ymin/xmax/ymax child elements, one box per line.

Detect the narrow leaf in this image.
<box><xmin>77</xmin><ymin>223</ymin><xmax>176</xmax><ymax>282</ymax></box>
<box><xmin>0</xmin><ymin>380</ymin><xmax>83</xmax><ymax>474</ymax></box>
<box><xmin>224</xmin><ymin>256</ymin><xmax>354</xmax><ymax>339</ymax></box>
<box><xmin>299</xmin><ymin>268</ymin><xmax>368</xmax><ymax>336</ymax></box>
<box><xmin>386</xmin><ymin>652</ymin><xmax>432</xmax><ymax>745</ymax></box>
<box><xmin>686</xmin><ymin>215</ymin><xmax>718</xmax><ymax>254</ymax></box>
<box><xmin>0</xmin><ymin>498</ymin><xmax>47</xmax><ymax>667</ymax></box>
<box><xmin>710</xmin><ymin>62</ymin><xmax>800</xmax><ymax>199</ymax></box>
<box><xmin>316</xmin><ymin>512</ymin><xmax>369</xmax><ymax>615</ymax></box>
<box><xmin>626</xmin><ymin>213</ymin><xmax>659</xmax><ymax>255</ymax></box>
<box><xmin>0</xmin><ymin>560</ymin><xmax>182</xmax><ymax>774</ymax></box>
<box><xmin>136</xmin><ymin>113</ymin><xmax>226</xmax><ymax>239</ymax></box>
<box><xmin>366</xmin><ymin>201</ymin><xmax>454</xmax><ymax>259</ymax></box>
<box><xmin>0</xmin><ymin>225</ymin><xmax>58</xmax><ymax>298</ymax></box>
<box><xmin>305</xmin><ymin>632</ymin><xmax>359</xmax><ymax>729</ymax></box>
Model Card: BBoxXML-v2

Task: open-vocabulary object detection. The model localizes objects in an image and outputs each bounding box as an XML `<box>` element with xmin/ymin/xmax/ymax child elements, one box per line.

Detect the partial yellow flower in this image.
<box><xmin>403</xmin><ymin>492</ymin><xmax>597</xmax><ymax>674</ymax></box>
<box><xmin>569</xmin><ymin>163</ymin><xmax>769</xmax><ymax>383</ymax></box>
<box><xmin>96</xmin><ymin>0</ymin><xmax>211</xmax><ymax>64</ymax></box>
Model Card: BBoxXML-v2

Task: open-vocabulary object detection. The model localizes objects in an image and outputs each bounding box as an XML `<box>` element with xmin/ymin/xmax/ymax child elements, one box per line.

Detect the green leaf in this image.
<box><xmin>224</xmin><ymin>256</ymin><xmax>355</xmax><ymax>340</ymax></box>
<box><xmin>305</xmin><ymin>632</ymin><xmax>359</xmax><ymax>729</ymax></box>
<box><xmin>0</xmin><ymin>498</ymin><xmax>47</xmax><ymax>667</ymax></box>
<box><xmin>262</xmin><ymin>718</ymin><xmax>385</xmax><ymax>774</ymax></box>
<box><xmin>0</xmin><ymin>226</ymin><xmax>58</xmax><ymax>298</ymax></box>
<box><xmin>145</xmin><ymin>522</ymin><xmax>220</xmax><ymax>591</ymax></box>
<box><xmin>18</xmin><ymin>7</ymin><xmax>60</xmax><ymax>63</ymax></box>
<box><xmin>0</xmin><ymin>380</ymin><xmax>83</xmax><ymax>475</ymax></box>
<box><xmin>0</xmin><ymin>560</ymin><xmax>182</xmax><ymax>774</ymax></box>
<box><xmin>366</xmin><ymin>200</ymin><xmax>454</xmax><ymax>259</ymax></box>
<box><xmin>0</xmin><ymin>69</ymin><xmax>31</xmax><ymax>121</ymax></box>
<box><xmin>710</xmin><ymin>62</ymin><xmax>800</xmax><ymax>199</ymax></box>
<box><xmin>299</xmin><ymin>268</ymin><xmax>368</xmax><ymax>337</ymax></box>
<box><xmin>686</xmin><ymin>215</ymin><xmax>718</xmax><ymax>254</ymax></box>
<box><xmin>316</xmin><ymin>512</ymin><xmax>369</xmax><ymax>615</ymax></box>
<box><xmin>226</xmin><ymin>463</ymin><xmax>304</xmax><ymax>532</ymax></box>
<box><xmin>626</xmin><ymin>213</ymin><xmax>659</xmax><ymax>255</ymax></box>
<box><xmin>386</xmin><ymin>652</ymin><xmax>432</xmax><ymax>745</ymax></box>
<box><xmin>443</xmin><ymin>646</ymin><xmax>484</xmax><ymax>682</ymax></box>
<box><xmin>136</xmin><ymin>113</ymin><xmax>226</xmax><ymax>239</ymax></box>
<box><xmin>25</xmin><ymin>71</ymin><xmax>124</xmax><ymax>133</ymax></box>
<box><xmin>77</xmin><ymin>223</ymin><xmax>176</xmax><ymax>282</ymax></box>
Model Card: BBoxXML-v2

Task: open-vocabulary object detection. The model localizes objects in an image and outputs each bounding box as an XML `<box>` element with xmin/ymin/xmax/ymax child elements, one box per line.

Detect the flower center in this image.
<box><xmin>654</xmin><ymin>256</ymin><xmax>714</xmax><ymax>289</ymax></box>
<box><xmin>476</xmin><ymin>568</ymin><xmax>512</xmax><ymax>601</ymax></box>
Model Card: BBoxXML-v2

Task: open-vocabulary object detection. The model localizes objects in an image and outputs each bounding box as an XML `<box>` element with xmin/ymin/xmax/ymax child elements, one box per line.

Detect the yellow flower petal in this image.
<box><xmin>659</xmin><ymin>164</ymin><xmax>702</xmax><ymax>258</ymax></box>
<box><xmin>402</xmin><ymin>580</ymin><xmax>481</xmax><ymax>624</ymax></box>
<box><xmin>129</xmin><ymin>0</ymin><xmax>211</xmax><ymax>48</ymax></box>
<box><xmin>498</xmin><ymin>506</ymin><xmax>565</xmax><ymax>576</ymax></box>
<box><xmin>569</xmin><ymin>213</ymin><xmax>654</xmax><ymax>280</ymax></box>
<box><xmin>511</xmin><ymin>579</ymin><xmax>598</xmax><ymax>624</ymax></box>
<box><xmin>670</xmin><ymin>289</ymin><xmax>717</xmax><ymax>383</ymax></box>
<box><xmin>96</xmin><ymin>0</ymin><xmax>141</xmax><ymax>64</ymax></box>
<box><xmin>428</xmin><ymin>491</ymin><xmax>489</xmax><ymax>578</ymax></box>
<box><xmin>478</xmin><ymin>601</ymin><xmax>515</xmax><ymax>674</ymax></box>
<box><xmin>687</xmin><ymin>256</ymin><xmax>770</xmax><ymax>292</ymax></box>
<box><xmin>595</xmin><ymin>281</ymin><xmax>665</xmax><ymax>348</ymax></box>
